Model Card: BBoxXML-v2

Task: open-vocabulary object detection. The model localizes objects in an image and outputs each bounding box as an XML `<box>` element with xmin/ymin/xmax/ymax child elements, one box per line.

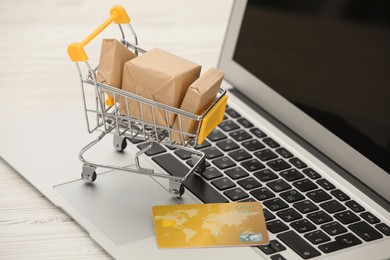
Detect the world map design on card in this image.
<box><xmin>152</xmin><ymin>202</ymin><xmax>269</xmax><ymax>248</ymax></box>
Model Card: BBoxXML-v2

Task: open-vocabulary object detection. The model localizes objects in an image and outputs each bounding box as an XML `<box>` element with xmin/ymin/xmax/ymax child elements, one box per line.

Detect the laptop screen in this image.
<box><xmin>233</xmin><ymin>0</ymin><xmax>390</xmax><ymax>173</ymax></box>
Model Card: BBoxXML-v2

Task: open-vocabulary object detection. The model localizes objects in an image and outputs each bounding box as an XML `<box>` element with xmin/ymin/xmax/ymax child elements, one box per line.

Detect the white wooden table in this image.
<box><xmin>0</xmin><ymin>1</ymin><xmax>232</xmax><ymax>258</ymax></box>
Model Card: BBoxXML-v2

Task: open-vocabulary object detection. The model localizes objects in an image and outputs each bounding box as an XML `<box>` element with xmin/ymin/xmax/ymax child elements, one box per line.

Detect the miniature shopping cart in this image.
<box><xmin>67</xmin><ymin>5</ymin><xmax>227</xmax><ymax>197</ymax></box>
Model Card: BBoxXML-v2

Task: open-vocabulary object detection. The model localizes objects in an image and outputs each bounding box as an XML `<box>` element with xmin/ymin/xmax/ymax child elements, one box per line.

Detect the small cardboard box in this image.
<box><xmin>172</xmin><ymin>67</ymin><xmax>224</xmax><ymax>144</ymax></box>
<box><xmin>96</xmin><ymin>39</ymin><xmax>136</xmax><ymax>90</ymax></box>
<box><xmin>120</xmin><ymin>48</ymin><xmax>201</xmax><ymax>126</ymax></box>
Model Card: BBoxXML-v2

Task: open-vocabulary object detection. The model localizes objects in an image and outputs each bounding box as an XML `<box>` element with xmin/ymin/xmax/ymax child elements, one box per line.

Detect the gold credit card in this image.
<box><xmin>152</xmin><ymin>202</ymin><xmax>269</xmax><ymax>248</ymax></box>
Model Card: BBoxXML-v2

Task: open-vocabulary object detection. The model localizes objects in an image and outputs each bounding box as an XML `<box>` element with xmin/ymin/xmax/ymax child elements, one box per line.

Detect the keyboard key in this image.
<box><xmin>345</xmin><ymin>200</ymin><xmax>365</xmax><ymax>213</ymax></box>
<box><xmin>250</xmin><ymin>128</ymin><xmax>267</xmax><ymax>138</ymax></box>
<box><xmin>241</xmin><ymin>159</ymin><xmax>265</xmax><ymax>172</ymax></box>
<box><xmin>207</xmin><ymin>129</ymin><xmax>227</xmax><ymax>142</ymax></box>
<box><xmin>270</xmin><ymin>254</ymin><xmax>286</xmax><ymax>260</ymax></box>
<box><xmin>137</xmin><ymin>143</ymin><xmax>166</xmax><ymax>156</ymax></box>
<box><xmin>263</xmin><ymin>198</ymin><xmax>289</xmax><ymax>211</ymax></box>
<box><xmin>218</xmin><ymin>120</ymin><xmax>240</xmax><ymax>132</ymax></box>
<box><xmin>262</xmin><ymin>137</ymin><xmax>280</xmax><ymax>148</ymax></box>
<box><xmin>334</xmin><ymin>210</ymin><xmax>360</xmax><ymax>224</ymax></box>
<box><xmin>256</xmin><ymin>244</ymin><xmax>275</xmax><ymax>255</ymax></box>
<box><xmin>224</xmin><ymin>187</ymin><xmax>249</xmax><ymax>201</ymax></box>
<box><xmin>293</xmin><ymin>200</ymin><xmax>319</xmax><ymax>214</ymax></box>
<box><xmin>375</xmin><ymin>223</ymin><xmax>390</xmax><ymax>236</ymax></box>
<box><xmin>242</xmin><ymin>139</ymin><xmax>265</xmax><ymax>151</ymax></box>
<box><xmin>212</xmin><ymin>156</ymin><xmax>236</xmax><ymax>170</ymax></box>
<box><xmin>219</xmin><ymin>120</ymin><xmax>235</xmax><ymax>132</ymax></box>
<box><xmin>360</xmin><ymin>212</ymin><xmax>380</xmax><ymax>224</ymax></box>
<box><xmin>275</xmin><ymin>147</ymin><xmax>293</xmax><ymax>158</ymax></box>
<box><xmin>195</xmin><ymin>140</ymin><xmax>211</xmax><ymax>149</ymax></box>
<box><xmin>200</xmin><ymin>167</ymin><xmax>223</xmax><ymax>180</ymax></box>
<box><xmin>267</xmin><ymin>220</ymin><xmax>289</xmax><ymax>234</ymax></box>
<box><xmin>185</xmin><ymin>174</ymin><xmax>229</xmax><ymax>203</ymax></box>
<box><xmin>318</xmin><ymin>233</ymin><xmax>362</xmax><ymax>254</ymax></box>
<box><xmin>192</xmin><ymin>162</ymin><xmax>208</xmax><ymax>174</ymax></box>
<box><xmin>267</xmin><ymin>179</ymin><xmax>292</xmax><ymax>192</ymax></box>
<box><xmin>269</xmin><ymin>239</ymin><xmax>286</xmax><ymax>252</ymax></box>
<box><xmin>254</xmin><ymin>149</ymin><xmax>278</xmax><ymax>161</ymax></box>
<box><xmin>128</xmin><ymin>138</ymin><xmax>144</xmax><ymax>144</ymax></box>
<box><xmin>228</xmin><ymin>149</ymin><xmax>252</xmax><ymax>161</ymax></box>
<box><xmin>293</xmin><ymin>179</ymin><xmax>318</xmax><ymax>192</ymax></box>
<box><xmin>280</xmin><ymin>169</ymin><xmax>304</xmax><ymax>182</ymax></box>
<box><xmin>263</xmin><ymin>208</ymin><xmax>276</xmax><ymax>221</ymax></box>
<box><xmin>307</xmin><ymin>210</ymin><xmax>333</xmax><ymax>225</ymax></box>
<box><xmin>306</xmin><ymin>189</ymin><xmax>332</xmax><ymax>203</ymax></box>
<box><xmin>165</xmin><ymin>145</ymin><xmax>178</xmax><ymax>151</ymax></box>
<box><xmin>152</xmin><ymin>153</ymin><xmax>189</xmax><ymax>178</ymax></box>
<box><xmin>349</xmin><ymin>221</ymin><xmax>383</xmax><ymax>241</ymax></box>
<box><xmin>152</xmin><ymin>154</ymin><xmax>228</xmax><ymax>203</ymax></box>
<box><xmin>250</xmin><ymin>187</ymin><xmax>275</xmax><ymax>201</ymax></box>
<box><xmin>280</xmin><ymin>189</ymin><xmax>305</xmax><ymax>203</ymax></box>
<box><xmin>201</xmin><ymin>146</ymin><xmax>223</xmax><ymax>159</ymax></box>
<box><xmin>291</xmin><ymin>219</ymin><xmax>316</xmax><ymax>233</ymax></box>
<box><xmin>289</xmin><ymin>158</ymin><xmax>307</xmax><ymax>169</ymax></box>
<box><xmin>320</xmin><ymin>200</ymin><xmax>346</xmax><ymax>213</ymax></box>
<box><xmin>304</xmin><ymin>230</ymin><xmax>331</xmax><ymax>245</ymax></box>
<box><xmin>216</xmin><ymin>139</ymin><xmax>239</xmax><ymax>152</ymax></box>
<box><xmin>277</xmin><ymin>230</ymin><xmax>321</xmax><ymax>259</ymax></box>
<box><xmin>174</xmin><ymin>149</ymin><xmax>193</xmax><ymax>160</ymax></box>
<box><xmin>277</xmin><ymin>208</ymin><xmax>302</xmax><ymax>222</ymax></box>
<box><xmin>237</xmin><ymin>177</ymin><xmax>261</xmax><ymax>190</ymax></box>
<box><xmin>330</xmin><ymin>189</ymin><xmax>350</xmax><ymax>202</ymax></box>
<box><xmin>237</xmin><ymin>118</ymin><xmax>253</xmax><ymax>128</ymax></box>
<box><xmin>316</xmin><ymin>178</ymin><xmax>335</xmax><ymax>190</ymax></box>
<box><xmin>302</xmin><ymin>168</ymin><xmax>321</xmax><ymax>179</ymax></box>
<box><xmin>225</xmin><ymin>108</ymin><xmax>241</xmax><ymax>118</ymax></box>
<box><xmin>240</xmin><ymin>198</ymin><xmax>257</xmax><ymax>203</ymax></box>
<box><xmin>267</xmin><ymin>159</ymin><xmax>291</xmax><ymax>171</ymax></box>
<box><xmin>211</xmin><ymin>177</ymin><xmax>236</xmax><ymax>191</ymax></box>
<box><xmin>321</xmin><ymin>221</ymin><xmax>347</xmax><ymax>236</ymax></box>
<box><xmin>186</xmin><ymin>160</ymin><xmax>210</xmax><ymax>169</ymax></box>
<box><xmin>254</xmin><ymin>169</ymin><xmax>278</xmax><ymax>182</ymax></box>
<box><xmin>229</xmin><ymin>129</ymin><xmax>252</xmax><ymax>142</ymax></box>
<box><xmin>225</xmin><ymin>167</ymin><xmax>249</xmax><ymax>180</ymax></box>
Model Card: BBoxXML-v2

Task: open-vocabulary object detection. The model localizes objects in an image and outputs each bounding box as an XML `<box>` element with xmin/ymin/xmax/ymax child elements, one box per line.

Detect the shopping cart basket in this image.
<box><xmin>67</xmin><ymin>5</ymin><xmax>227</xmax><ymax>197</ymax></box>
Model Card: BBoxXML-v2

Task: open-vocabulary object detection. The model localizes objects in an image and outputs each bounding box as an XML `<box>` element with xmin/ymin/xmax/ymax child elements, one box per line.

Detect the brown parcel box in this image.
<box><xmin>172</xmin><ymin>67</ymin><xmax>224</xmax><ymax>144</ymax></box>
<box><xmin>120</xmin><ymin>48</ymin><xmax>201</xmax><ymax>127</ymax></box>
<box><xmin>96</xmin><ymin>39</ymin><xmax>136</xmax><ymax>91</ymax></box>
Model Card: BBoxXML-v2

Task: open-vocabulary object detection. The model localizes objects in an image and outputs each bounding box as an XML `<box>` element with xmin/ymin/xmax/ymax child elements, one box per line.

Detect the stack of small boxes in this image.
<box><xmin>97</xmin><ymin>39</ymin><xmax>224</xmax><ymax>143</ymax></box>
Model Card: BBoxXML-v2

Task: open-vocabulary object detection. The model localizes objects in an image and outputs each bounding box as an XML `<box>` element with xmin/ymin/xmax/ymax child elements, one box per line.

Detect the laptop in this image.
<box><xmin>1</xmin><ymin>0</ymin><xmax>389</xmax><ymax>259</ymax></box>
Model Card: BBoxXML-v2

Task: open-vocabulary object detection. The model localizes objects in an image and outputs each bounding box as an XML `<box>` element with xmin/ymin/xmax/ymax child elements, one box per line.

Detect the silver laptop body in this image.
<box><xmin>1</xmin><ymin>0</ymin><xmax>389</xmax><ymax>259</ymax></box>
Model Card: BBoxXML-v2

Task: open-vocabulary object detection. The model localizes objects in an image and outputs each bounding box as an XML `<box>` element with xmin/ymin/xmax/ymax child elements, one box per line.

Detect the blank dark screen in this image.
<box><xmin>234</xmin><ymin>0</ymin><xmax>390</xmax><ymax>173</ymax></box>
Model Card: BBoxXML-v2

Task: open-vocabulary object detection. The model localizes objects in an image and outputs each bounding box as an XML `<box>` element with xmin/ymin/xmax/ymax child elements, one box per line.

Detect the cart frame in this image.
<box><xmin>67</xmin><ymin>5</ymin><xmax>227</xmax><ymax>197</ymax></box>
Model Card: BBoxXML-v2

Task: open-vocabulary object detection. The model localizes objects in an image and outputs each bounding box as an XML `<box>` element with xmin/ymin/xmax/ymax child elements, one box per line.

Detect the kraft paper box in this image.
<box><xmin>120</xmin><ymin>48</ymin><xmax>201</xmax><ymax>126</ymax></box>
<box><xmin>96</xmin><ymin>39</ymin><xmax>136</xmax><ymax>91</ymax></box>
<box><xmin>172</xmin><ymin>67</ymin><xmax>224</xmax><ymax>144</ymax></box>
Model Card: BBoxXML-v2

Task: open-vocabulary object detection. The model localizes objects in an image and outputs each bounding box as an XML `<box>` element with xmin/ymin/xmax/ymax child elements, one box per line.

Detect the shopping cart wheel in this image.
<box><xmin>178</xmin><ymin>185</ymin><xmax>185</xmax><ymax>197</ymax></box>
<box><xmin>113</xmin><ymin>136</ymin><xmax>127</xmax><ymax>152</ymax></box>
<box><xmin>169</xmin><ymin>180</ymin><xmax>185</xmax><ymax>197</ymax></box>
<box><xmin>81</xmin><ymin>164</ymin><xmax>97</xmax><ymax>184</ymax></box>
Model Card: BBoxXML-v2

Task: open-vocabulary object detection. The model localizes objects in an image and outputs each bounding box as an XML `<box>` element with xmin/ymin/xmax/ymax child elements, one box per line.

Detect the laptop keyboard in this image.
<box><xmin>130</xmin><ymin>106</ymin><xmax>389</xmax><ymax>259</ymax></box>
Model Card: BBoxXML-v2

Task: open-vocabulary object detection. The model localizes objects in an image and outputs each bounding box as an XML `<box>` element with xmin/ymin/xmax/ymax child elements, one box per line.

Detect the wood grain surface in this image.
<box><xmin>0</xmin><ymin>0</ymin><xmax>232</xmax><ymax>258</ymax></box>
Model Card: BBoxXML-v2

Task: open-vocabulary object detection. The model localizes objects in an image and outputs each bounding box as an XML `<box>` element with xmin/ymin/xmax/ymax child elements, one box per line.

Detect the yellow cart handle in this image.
<box><xmin>67</xmin><ymin>5</ymin><xmax>130</xmax><ymax>62</ymax></box>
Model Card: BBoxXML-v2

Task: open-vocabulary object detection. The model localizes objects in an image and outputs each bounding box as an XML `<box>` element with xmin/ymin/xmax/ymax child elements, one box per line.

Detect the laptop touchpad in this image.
<box><xmin>54</xmin><ymin>170</ymin><xmax>193</xmax><ymax>245</ymax></box>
